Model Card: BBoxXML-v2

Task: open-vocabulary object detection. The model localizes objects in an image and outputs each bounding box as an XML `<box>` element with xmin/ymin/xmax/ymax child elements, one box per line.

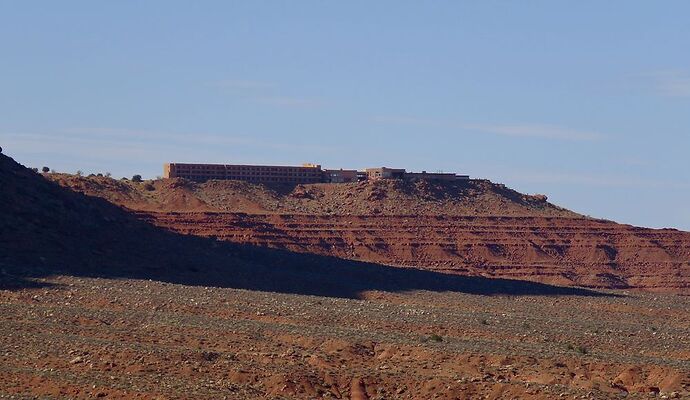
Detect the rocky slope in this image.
<box><xmin>48</xmin><ymin>173</ymin><xmax>581</xmax><ymax>217</ymax></box>
<box><xmin>0</xmin><ymin>153</ymin><xmax>233</xmax><ymax>286</ymax></box>
<box><xmin>2</xmin><ymin>153</ymin><xmax>588</xmax><ymax>298</ymax></box>
<box><xmin>142</xmin><ymin>213</ymin><xmax>690</xmax><ymax>291</ymax></box>
<box><xmin>47</xmin><ymin>172</ymin><xmax>690</xmax><ymax>293</ymax></box>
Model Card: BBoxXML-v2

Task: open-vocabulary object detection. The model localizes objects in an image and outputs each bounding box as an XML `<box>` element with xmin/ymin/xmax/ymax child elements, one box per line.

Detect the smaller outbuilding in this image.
<box><xmin>365</xmin><ymin>167</ymin><xmax>406</xmax><ymax>180</ymax></box>
<box><xmin>324</xmin><ymin>169</ymin><xmax>358</xmax><ymax>183</ymax></box>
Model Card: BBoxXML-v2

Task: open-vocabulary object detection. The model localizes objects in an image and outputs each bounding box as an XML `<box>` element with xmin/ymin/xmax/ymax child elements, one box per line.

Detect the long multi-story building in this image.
<box><xmin>163</xmin><ymin>162</ymin><xmax>470</xmax><ymax>183</ymax></box>
<box><xmin>163</xmin><ymin>162</ymin><xmax>324</xmax><ymax>184</ymax></box>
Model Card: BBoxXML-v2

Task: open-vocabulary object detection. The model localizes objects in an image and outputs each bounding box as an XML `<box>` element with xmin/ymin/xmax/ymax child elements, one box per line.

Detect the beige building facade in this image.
<box><xmin>324</xmin><ymin>169</ymin><xmax>358</xmax><ymax>183</ymax></box>
<box><xmin>163</xmin><ymin>162</ymin><xmax>470</xmax><ymax>184</ymax></box>
<box><xmin>163</xmin><ymin>163</ymin><xmax>323</xmax><ymax>184</ymax></box>
<box><xmin>365</xmin><ymin>167</ymin><xmax>406</xmax><ymax>180</ymax></box>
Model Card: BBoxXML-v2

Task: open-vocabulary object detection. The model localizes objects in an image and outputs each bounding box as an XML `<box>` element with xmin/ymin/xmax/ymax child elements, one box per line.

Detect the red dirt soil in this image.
<box><xmin>3</xmin><ymin>275</ymin><xmax>689</xmax><ymax>399</ymax></box>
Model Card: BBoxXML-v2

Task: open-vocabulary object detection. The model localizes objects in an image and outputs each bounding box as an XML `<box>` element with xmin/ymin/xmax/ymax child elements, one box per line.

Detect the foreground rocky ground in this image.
<box><xmin>2</xmin><ymin>276</ymin><xmax>688</xmax><ymax>399</ymax></box>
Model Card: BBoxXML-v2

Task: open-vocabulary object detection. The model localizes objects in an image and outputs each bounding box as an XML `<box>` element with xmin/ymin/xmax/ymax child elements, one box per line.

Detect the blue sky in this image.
<box><xmin>1</xmin><ymin>1</ymin><xmax>689</xmax><ymax>229</ymax></box>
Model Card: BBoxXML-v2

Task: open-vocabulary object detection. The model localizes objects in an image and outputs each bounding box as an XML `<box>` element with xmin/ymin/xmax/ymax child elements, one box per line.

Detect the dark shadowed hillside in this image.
<box><xmin>0</xmin><ymin>153</ymin><xmax>599</xmax><ymax>297</ymax></box>
<box><xmin>44</xmin><ymin>165</ymin><xmax>690</xmax><ymax>292</ymax></box>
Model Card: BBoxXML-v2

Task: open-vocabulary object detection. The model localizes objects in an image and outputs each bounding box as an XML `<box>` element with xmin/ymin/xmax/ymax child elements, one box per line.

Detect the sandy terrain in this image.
<box><xmin>1</xmin><ymin>275</ymin><xmax>689</xmax><ymax>399</ymax></box>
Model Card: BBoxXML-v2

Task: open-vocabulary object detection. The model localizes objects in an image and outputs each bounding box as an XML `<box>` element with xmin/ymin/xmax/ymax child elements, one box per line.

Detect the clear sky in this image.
<box><xmin>1</xmin><ymin>1</ymin><xmax>689</xmax><ymax>230</ymax></box>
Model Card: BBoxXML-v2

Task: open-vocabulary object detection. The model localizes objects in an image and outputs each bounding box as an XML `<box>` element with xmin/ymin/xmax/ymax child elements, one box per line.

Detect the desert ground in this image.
<box><xmin>2</xmin><ymin>154</ymin><xmax>689</xmax><ymax>399</ymax></box>
<box><xmin>2</xmin><ymin>275</ymin><xmax>689</xmax><ymax>399</ymax></box>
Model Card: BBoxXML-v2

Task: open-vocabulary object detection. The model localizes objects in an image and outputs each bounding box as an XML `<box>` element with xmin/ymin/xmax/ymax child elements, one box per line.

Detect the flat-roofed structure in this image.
<box><xmin>324</xmin><ymin>169</ymin><xmax>358</xmax><ymax>183</ymax></box>
<box><xmin>406</xmin><ymin>171</ymin><xmax>470</xmax><ymax>181</ymax></box>
<box><xmin>365</xmin><ymin>167</ymin><xmax>406</xmax><ymax>180</ymax></box>
<box><xmin>163</xmin><ymin>162</ymin><xmax>323</xmax><ymax>184</ymax></box>
<box><xmin>163</xmin><ymin>162</ymin><xmax>470</xmax><ymax>184</ymax></box>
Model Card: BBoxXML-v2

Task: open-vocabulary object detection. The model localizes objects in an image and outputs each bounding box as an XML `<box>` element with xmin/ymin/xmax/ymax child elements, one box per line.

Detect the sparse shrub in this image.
<box><xmin>97</xmin><ymin>173</ymin><xmax>103</xmax><ymax>177</ymax></box>
<box><xmin>566</xmin><ymin>343</ymin><xmax>588</xmax><ymax>354</ymax></box>
<box><xmin>31</xmin><ymin>167</ymin><xmax>39</xmax><ymax>173</ymax></box>
<box><xmin>76</xmin><ymin>170</ymin><xmax>83</xmax><ymax>176</ymax></box>
<box><xmin>532</xmin><ymin>194</ymin><xmax>548</xmax><ymax>202</ymax></box>
<box><xmin>481</xmin><ymin>319</ymin><xmax>489</xmax><ymax>325</ymax></box>
<box><xmin>200</xmin><ymin>351</ymin><xmax>220</xmax><ymax>362</ymax></box>
<box><xmin>421</xmin><ymin>334</ymin><xmax>444</xmax><ymax>343</ymax></box>
<box><xmin>429</xmin><ymin>334</ymin><xmax>443</xmax><ymax>342</ymax></box>
<box><xmin>132</xmin><ymin>174</ymin><xmax>143</xmax><ymax>183</ymax></box>
<box><xmin>42</xmin><ymin>166</ymin><xmax>50</xmax><ymax>173</ymax></box>
<box><xmin>105</xmin><ymin>172</ymin><xmax>112</xmax><ymax>178</ymax></box>
<box><xmin>143</xmin><ymin>182</ymin><xmax>155</xmax><ymax>191</ymax></box>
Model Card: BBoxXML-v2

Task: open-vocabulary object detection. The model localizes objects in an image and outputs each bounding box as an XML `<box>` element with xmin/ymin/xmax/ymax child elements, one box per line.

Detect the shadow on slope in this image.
<box><xmin>0</xmin><ymin>153</ymin><xmax>610</xmax><ymax>298</ymax></box>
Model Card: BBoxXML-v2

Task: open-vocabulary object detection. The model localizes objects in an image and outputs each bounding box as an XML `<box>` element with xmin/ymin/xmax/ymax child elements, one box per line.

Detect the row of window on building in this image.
<box><xmin>163</xmin><ymin>163</ymin><xmax>468</xmax><ymax>184</ymax></box>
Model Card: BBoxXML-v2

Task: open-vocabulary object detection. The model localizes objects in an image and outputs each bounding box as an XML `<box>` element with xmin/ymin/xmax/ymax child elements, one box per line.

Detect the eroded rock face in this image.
<box><xmin>143</xmin><ymin>212</ymin><xmax>690</xmax><ymax>292</ymax></box>
<box><xmin>45</xmin><ymin>169</ymin><xmax>690</xmax><ymax>293</ymax></box>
